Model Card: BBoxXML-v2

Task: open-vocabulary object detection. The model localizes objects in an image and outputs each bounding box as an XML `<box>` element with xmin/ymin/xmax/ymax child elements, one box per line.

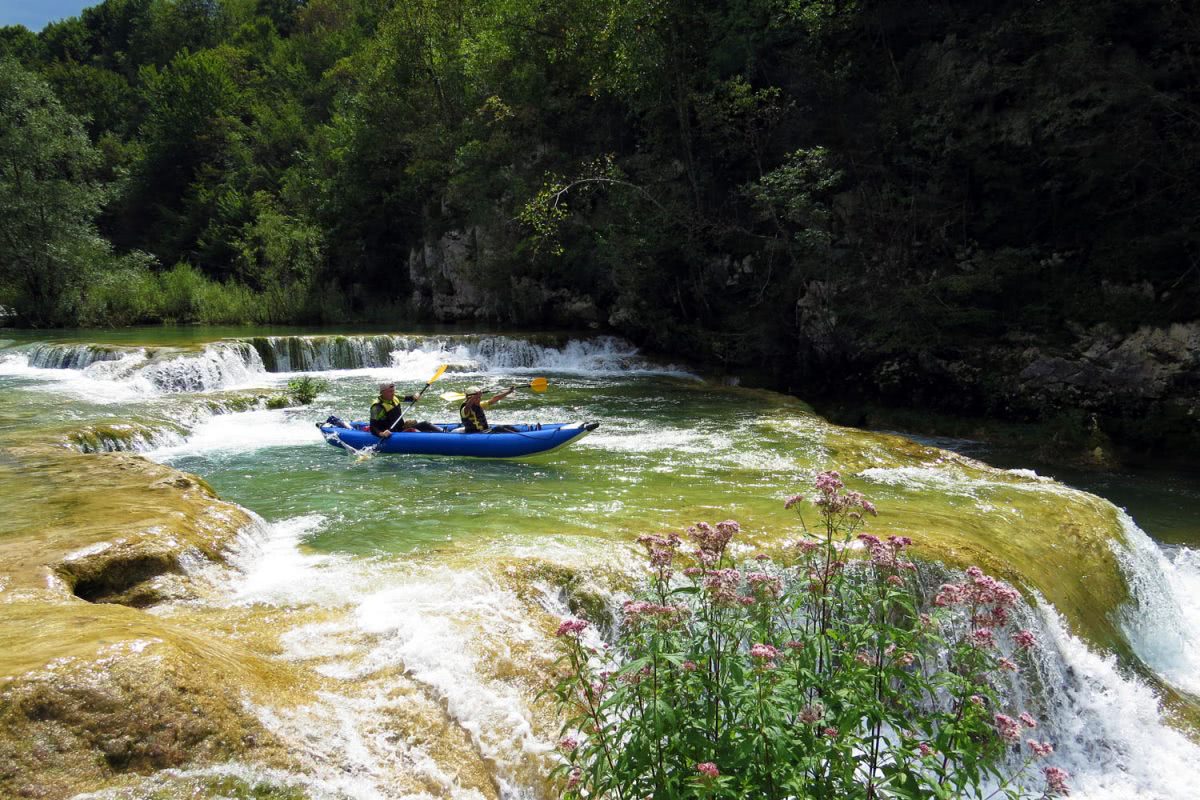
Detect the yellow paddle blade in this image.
<box><xmin>428</xmin><ymin>364</ymin><xmax>448</xmax><ymax>384</ymax></box>
<box><xmin>528</xmin><ymin>377</ymin><xmax>548</xmax><ymax>393</ymax></box>
<box><xmin>440</xmin><ymin>391</ymin><xmax>465</xmax><ymax>402</ymax></box>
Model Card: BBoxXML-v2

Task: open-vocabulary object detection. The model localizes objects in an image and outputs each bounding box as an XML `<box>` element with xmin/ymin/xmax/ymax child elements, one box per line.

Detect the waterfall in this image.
<box><xmin>25</xmin><ymin>342</ymin><xmax>126</xmax><ymax>369</ymax></box>
<box><xmin>244</xmin><ymin>333</ymin><xmax>690</xmax><ymax>376</ymax></box>
<box><xmin>249</xmin><ymin>335</ymin><xmax>412</xmax><ymax>372</ymax></box>
<box><xmin>138</xmin><ymin>341</ymin><xmax>266</xmax><ymax>393</ymax></box>
<box><xmin>1110</xmin><ymin>513</ymin><xmax>1200</xmax><ymax>696</ymax></box>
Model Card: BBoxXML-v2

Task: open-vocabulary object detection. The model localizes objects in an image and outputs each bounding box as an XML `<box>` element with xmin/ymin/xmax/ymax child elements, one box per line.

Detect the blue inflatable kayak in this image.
<box><xmin>318</xmin><ymin>421</ymin><xmax>599</xmax><ymax>459</ymax></box>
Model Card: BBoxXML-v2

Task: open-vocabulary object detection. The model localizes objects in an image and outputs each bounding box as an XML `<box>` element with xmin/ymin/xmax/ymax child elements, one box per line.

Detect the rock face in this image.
<box><xmin>1016</xmin><ymin>323</ymin><xmax>1200</xmax><ymax>413</ymax></box>
<box><xmin>1007</xmin><ymin>322</ymin><xmax>1200</xmax><ymax>459</ymax></box>
<box><xmin>0</xmin><ymin>601</ymin><xmax>290</xmax><ymax>799</ymax></box>
<box><xmin>408</xmin><ymin>227</ymin><xmax>491</xmax><ymax>320</ymax></box>
<box><xmin>407</xmin><ymin>226</ymin><xmax>603</xmax><ymax>327</ymax></box>
<box><xmin>864</xmin><ymin>321</ymin><xmax>1200</xmax><ymax>462</ymax></box>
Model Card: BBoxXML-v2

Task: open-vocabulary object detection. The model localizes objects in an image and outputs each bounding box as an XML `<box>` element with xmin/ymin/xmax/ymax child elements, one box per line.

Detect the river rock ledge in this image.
<box><xmin>0</xmin><ymin>446</ymin><xmax>291</xmax><ymax>799</ymax></box>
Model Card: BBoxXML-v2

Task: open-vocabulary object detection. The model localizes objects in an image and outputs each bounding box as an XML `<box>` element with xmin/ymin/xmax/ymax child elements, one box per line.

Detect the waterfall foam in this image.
<box><xmin>139</xmin><ymin>341</ymin><xmax>266</xmax><ymax>392</ymax></box>
<box><xmin>2</xmin><ymin>334</ymin><xmax>691</xmax><ymax>405</ymax></box>
<box><xmin>1024</xmin><ymin>601</ymin><xmax>1200</xmax><ymax>799</ymax></box>
<box><xmin>1111</xmin><ymin>513</ymin><xmax>1200</xmax><ymax>696</ymax></box>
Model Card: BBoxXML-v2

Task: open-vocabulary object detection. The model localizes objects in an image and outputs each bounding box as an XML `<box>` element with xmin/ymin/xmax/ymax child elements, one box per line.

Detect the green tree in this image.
<box><xmin>0</xmin><ymin>59</ymin><xmax>112</xmax><ymax>325</ymax></box>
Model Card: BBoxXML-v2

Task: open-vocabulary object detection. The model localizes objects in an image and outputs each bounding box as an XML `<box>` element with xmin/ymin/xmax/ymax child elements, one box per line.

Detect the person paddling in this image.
<box><xmin>370</xmin><ymin>381</ymin><xmax>441</xmax><ymax>437</ymax></box>
<box><xmin>459</xmin><ymin>385</ymin><xmax>517</xmax><ymax>433</ymax></box>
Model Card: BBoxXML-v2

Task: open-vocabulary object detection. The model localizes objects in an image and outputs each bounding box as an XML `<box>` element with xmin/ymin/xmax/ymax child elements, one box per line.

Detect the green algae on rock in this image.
<box><xmin>0</xmin><ymin>599</ymin><xmax>298</xmax><ymax>800</ymax></box>
<box><xmin>0</xmin><ymin>445</ymin><xmax>302</xmax><ymax>799</ymax></box>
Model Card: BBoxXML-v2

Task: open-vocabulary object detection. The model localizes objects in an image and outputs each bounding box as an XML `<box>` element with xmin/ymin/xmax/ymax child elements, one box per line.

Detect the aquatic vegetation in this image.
<box><xmin>285</xmin><ymin>376</ymin><xmax>328</xmax><ymax>406</ymax></box>
<box><xmin>550</xmin><ymin>472</ymin><xmax>1070</xmax><ymax>799</ymax></box>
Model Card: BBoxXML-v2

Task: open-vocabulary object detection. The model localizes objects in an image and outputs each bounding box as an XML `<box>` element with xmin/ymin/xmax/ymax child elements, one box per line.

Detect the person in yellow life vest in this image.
<box><xmin>370</xmin><ymin>382</ymin><xmax>442</xmax><ymax>437</ymax></box>
<box><xmin>459</xmin><ymin>385</ymin><xmax>517</xmax><ymax>433</ymax></box>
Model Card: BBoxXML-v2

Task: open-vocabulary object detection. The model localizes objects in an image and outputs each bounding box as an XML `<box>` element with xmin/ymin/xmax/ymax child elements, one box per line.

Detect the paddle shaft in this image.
<box><xmin>390</xmin><ymin>365</ymin><xmax>447</xmax><ymax>431</ymax></box>
<box><xmin>442</xmin><ymin>379</ymin><xmax>547</xmax><ymax>401</ymax></box>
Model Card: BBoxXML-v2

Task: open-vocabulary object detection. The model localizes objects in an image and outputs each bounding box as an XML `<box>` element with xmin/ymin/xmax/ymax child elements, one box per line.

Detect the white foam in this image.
<box><xmin>1029</xmin><ymin>602</ymin><xmax>1200</xmax><ymax>799</ymax></box>
<box><xmin>222</xmin><ymin>514</ymin><xmax>349</xmax><ymax>607</ymax></box>
<box><xmin>214</xmin><ymin>518</ymin><xmax>558</xmax><ymax>797</ymax></box>
<box><xmin>146</xmin><ymin>409</ymin><xmax>323</xmax><ymax>460</ymax></box>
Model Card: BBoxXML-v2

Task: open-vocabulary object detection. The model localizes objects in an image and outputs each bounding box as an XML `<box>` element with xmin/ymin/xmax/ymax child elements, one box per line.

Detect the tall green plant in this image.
<box><xmin>550</xmin><ymin>471</ymin><xmax>1068</xmax><ymax>799</ymax></box>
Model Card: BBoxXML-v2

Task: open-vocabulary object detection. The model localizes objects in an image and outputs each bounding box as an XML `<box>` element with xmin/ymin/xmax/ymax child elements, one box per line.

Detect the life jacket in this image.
<box><xmin>459</xmin><ymin>399</ymin><xmax>489</xmax><ymax>432</ymax></box>
<box><xmin>370</xmin><ymin>395</ymin><xmax>413</xmax><ymax>434</ymax></box>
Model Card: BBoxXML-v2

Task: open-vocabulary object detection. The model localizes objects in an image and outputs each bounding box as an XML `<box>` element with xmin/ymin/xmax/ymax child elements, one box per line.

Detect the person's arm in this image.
<box><xmin>368</xmin><ymin>403</ymin><xmax>389</xmax><ymax>437</ymax></box>
<box><xmin>486</xmin><ymin>387</ymin><xmax>515</xmax><ymax>405</ymax></box>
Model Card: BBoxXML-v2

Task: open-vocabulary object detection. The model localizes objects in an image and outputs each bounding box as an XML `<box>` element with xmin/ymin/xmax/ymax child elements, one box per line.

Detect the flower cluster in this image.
<box><xmin>811</xmin><ymin>470</ymin><xmax>877</xmax><ymax>517</ymax></box>
<box><xmin>686</xmin><ymin>520</ymin><xmax>739</xmax><ymax>563</ymax></box>
<box><xmin>746</xmin><ymin>571</ymin><xmax>783</xmax><ymax>599</ymax></box>
<box><xmin>1044</xmin><ymin>766</ymin><xmax>1071</xmax><ymax>796</ymax></box>
<box><xmin>857</xmin><ymin>533</ymin><xmax>916</xmax><ymax>572</ymax></box>
<box><xmin>622</xmin><ymin>600</ymin><xmax>689</xmax><ymax>630</ymax></box>
<box><xmin>636</xmin><ymin>532</ymin><xmax>682</xmax><ymax>571</ymax></box>
<box><xmin>550</xmin><ymin>474</ymin><xmax>1069</xmax><ymax>800</ymax></box>
<box><xmin>555</xmin><ymin>618</ymin><xmax>589</xmax><ymax>638</ymax></box>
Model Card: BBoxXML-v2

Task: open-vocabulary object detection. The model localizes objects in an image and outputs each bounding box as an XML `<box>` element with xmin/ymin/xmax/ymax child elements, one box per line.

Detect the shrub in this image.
<box><xmin>550</xmin><ymin>471</ymin><xmax>1067</xmax><ymax>799</ymax></box>
<box><xmin>285</xmin><ymin>376</ymin><xmax>327</xmax><ymax>405</ymax></box>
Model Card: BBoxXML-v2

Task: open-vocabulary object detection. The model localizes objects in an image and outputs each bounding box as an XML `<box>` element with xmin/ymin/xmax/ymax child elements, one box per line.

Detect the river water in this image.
<box><xmin>0</xmin><ymin>328</ymin><xmax>1197</xmax><ymax>799</ymax></box>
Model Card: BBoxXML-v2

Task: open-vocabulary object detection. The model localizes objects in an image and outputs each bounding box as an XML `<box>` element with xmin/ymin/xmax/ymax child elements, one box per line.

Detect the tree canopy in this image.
<box><xmin>1</xmin><ymin>0</ymin><xmax>1196</xmax><ymax>448</ymax></box>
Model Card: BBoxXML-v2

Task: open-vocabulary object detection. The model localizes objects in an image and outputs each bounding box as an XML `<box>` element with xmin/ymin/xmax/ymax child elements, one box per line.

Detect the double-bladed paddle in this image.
<box><xmin>439</xmin><ymin>377</ymin><xmax>548</xmax><ymax>402</ymax></box>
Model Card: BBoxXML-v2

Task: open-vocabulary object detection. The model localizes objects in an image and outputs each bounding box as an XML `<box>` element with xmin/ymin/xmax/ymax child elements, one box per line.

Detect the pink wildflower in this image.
<box><xmin>994</xmin><ymin>713</ymin><xmax>1021</xmax><ymax>742</ymax></box>
<box><xmin>998</xmin><ymin>657</ymin><xmax>1020</xmax><ymax>672</ymax></box>
<box><xmin>1028</xmin><ymin>739</ymin><xmax>1054</xmax><ymax>757</ymax></box>
<box><xmin>750</xmin><ymin>643</ymin><xmax>780</xmax><ymax>663</ymax></box>
<box><xmin>969</xmin><ymin>694</ymin><xmax>985</xmax><ymax>706</ymax></box>
<box><xmin>799</xmin><ymin>703</ymin><xmax>824</xmax><ymax>723</ymax></box>
<box><xmin>934</xmin><ymin>583</ymin><xmax>964</xmax><ymax>607</ymax></box>
<box><xmin>969</xmin><ymin>627</ymin><xmax>996</xmax><ymax>649</ymax></box>
<box><xmin>747</xmin><ymin>572</ymin><xmax>783</xmax><ymax>598</ymax></box>
<box><xmin>696</xmin><ymin>762</ymin><xmax>720</xmax><ymax>779</ymax></box>
<box><xmin>1020</xmin><ymin>712</ymin><xmax>1038</xmax><ymax>729</ymax></box>
<box><xmin>918</xmin><ymin>742</ymin><xmax>934</xmax><ymax>757</ymax></box>
<box><xmin>784</xmin><ymin>494</ymin><xmax>805</xmax><ymax>510</ymax></box>
<box><xmin>814</xmin><ymin>471</ymin><xmax>844</xmax><ymax>492</ymax></box>
<box><xmin>682</xmin><ymin>660</ymin><xmax>698</xmax><ymax>672</ymax></box>
<box><xmin>1013</xmin><ymin>629</ymin><xmax>1038</xmax><ymax>650</ymax></box>
<box><xmin>785</xmin><ymin>640</ymin><xmax>804</xmax><ymax>650</ymax></box>
<box><xmin>558</xmin><ymin>736</ymin><xmax>579</xmax><ymax>753</ymax></box>
<box><xmin>556</xmin><ymin>618</ymin><xmax>589</xmax><ymax>637</ymax></box>
<box><xmin>822</xmin><ymin>727</ymin><xmax>839</xmax><ymax>737</ymax></box>
<box><xmin>1043</xmin><ymin>766</ymin><xmax>1070</xmax><ymax>796</ymax></box>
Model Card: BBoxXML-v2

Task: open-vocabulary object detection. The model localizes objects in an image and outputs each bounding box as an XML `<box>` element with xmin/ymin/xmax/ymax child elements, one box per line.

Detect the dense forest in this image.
<box><xmin>1</xmin><ymin>0</ymin><xmax>1197</xmax><ymax>457</ymax></box>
